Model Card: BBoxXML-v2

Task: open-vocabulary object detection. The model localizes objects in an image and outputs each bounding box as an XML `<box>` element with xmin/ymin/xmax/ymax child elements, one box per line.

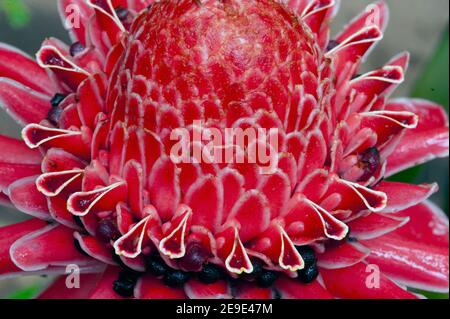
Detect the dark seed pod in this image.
<box><xmin>113</xmin><ymin>271</ymin><xmax>140</xmax><ymax>298</ymax></box>
<box><xmin>163</xmin><ymin>269</ymin><xmax>191</xmax><ymax>288</ymax></box>
<box><xmin>145</xmin><ymin>254</ymin><xmax>168</xmax><ymax>277</ymax></box>
<box><xmin>115</xmin><ymin>7</ymin><xmax>129</xmax><ymax>21</ymax></box>
<box><xmin>296</xmin><ymin>246</ymin><xmax>317</xmax><ymax>268</ymax></box>
<box><xmin>69</xmin><ymin>42</ymin><xmax>85</xmax><ymax>57</ymax></box>
<box><xmin>50</xmin><ymin>93</ymin><xmax>66</xmax><ymax>107</ymax></box>
<box><xmin>47</xmin><ymin>93</ymin><xmax>66</xmax><ymax>125</ymax></box>
<box><xmin>256</xmin><ymin>270</ymin><xmax>279</xmax><ymax>288</ymax></box>
<box><xmin>198</xmin><ymin>264</ymin><xmax>223</xmax><ymax>284</ymax></box>
<box><xmin>297</xmin><ymin>264</ymin><xmax>319</xmax><ymax>284</ymax></box>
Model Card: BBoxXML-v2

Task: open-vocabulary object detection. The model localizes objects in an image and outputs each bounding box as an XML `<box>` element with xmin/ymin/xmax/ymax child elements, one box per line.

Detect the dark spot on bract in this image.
<box><xmin>326</xmin><ymin>39</ymin><xmax>340</xmax><ymax>52</ymax></box>
<box><xmin>178</xmin><ymin>243</ymin><xmax>210</xmax><ymax>272</ymax></box>
<box><xmin>96</xmin><ymin>219</ymin><xmax>121</xmax><ymax>243</ymax></box>
<box><xmin>358</xmin><ymin>147</ymin><xmax>381</xmax><ymax>181</ymax></box>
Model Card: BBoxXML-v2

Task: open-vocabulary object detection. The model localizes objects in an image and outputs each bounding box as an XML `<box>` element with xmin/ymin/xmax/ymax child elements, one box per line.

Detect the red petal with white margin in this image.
<box><xmin>89</xmin><ymin>266</ymin><xmax>125</xmax><ymax>299</ymax></box>
<box><xmin>0</xmin><ymin>219</ymin><xmax>47</xmax><ymax>275</ymax></box>
<box><xmin>393</xmin><ymin>201</ymin><xmax>449</xmax><ymax>249</ymax></box>
<box><xmin>148</xmin><ymin>157</ymin><xmax>181</xmax><ymax>222</ymax></box>
<box><xmin>275</xmin><ymin>276</ymin><xmax>333</xmax><ymax>299</ymax></box>
<box><xmin>258</xmin><ymin>170</ymin><xmax>291</xmax><ymax>219</ymax></box>
<box><xmin>185</xmin><ymin>279</ymin><xmax>231</xmax><ymax>299</ymax></box>
<box><xmin>0</xmin><ymin>162</ymin><xmax>41</xmax><ymax>190</ymax></box>
<box><xmin>74</xmin><ymin>232</ymin><xmax>116</xmax><ymax>265</ymax></box>
<box><xmin>373</xmin><ymin>181</ymin><xmax>438</xmax><ymax>213</ymax></box>
<box><xmin>185</xmin><ymin>175</ymin><xmax>223</xmax><ymax>231</ymax></box>
<box><xmin>135</xmin><ymin>275</ymin><xmax>186</xmax><ymax>299</ymax></box>
<box><xmin>317</xmin><ymin>242</ymin><xmax>371</xmax><ymax>269</ymax></box>
<box><xmin>362</xmin><ymin>234</ymin><xmax>449</xmax><ymax>293</ymax></box>
<box><xmin>335</xmin><ymin>1</ymin><xmax>389</xmax><ymax>43</ymax></box>
<box><xmin>347</xmin><ymin>212</ymin><xmax>409</xmax><ymax>240</ymax></box>
<box><xmin>385</xmin><ymin>98</ymin><xmax>449</xmax><ymax>132</ymax></box>
<box><xmin>38</xmin><ymin>273</ymin><xmax>103</xmax><ymax>299</ymax></box>
<box><xmin>0</xmin><ymin>78</ymin><xmax>51</xmax><ymax>125</ymax></box>
<box><xmin>7</xmin><ymin>176</ymin><xmax>51</xmax><ymax>220</ymax></box>
<box><xmin>227</xmin><ymin>190</ymin><xmax>271</xmax><ymax>242</ymax></box>
<box><xmin>298</xmin><ymin>130</ymin><xmax>327</xmax><ymax>180</ymax></box>
<box><xmin>10</xmin><ymin>224</ymin><xmax>94</xmax><ymax>271</ymax></box>
<box><xmin>0</xmin><ymin>43</ymin><xmax>56</xmax><ymax>95</ymax></box>
<box><xmin>320</xmin><ymin>262</ymin><xmax>418</xmax><ymax>299</ymax></box>
<box><xmin>0</xmin><ymin>135</ymin><xmax>41</xmax><ymax>164</ymax></box>
<box><xmin>386</xmin><ymin>127</ymin><xmax>449</xmax><ymax>176</ymax></box>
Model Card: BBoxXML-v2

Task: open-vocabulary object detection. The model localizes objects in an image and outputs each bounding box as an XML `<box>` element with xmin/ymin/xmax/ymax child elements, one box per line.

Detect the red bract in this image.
<box><xmin>0</xmin><ymin>0</ymin><xmax>449</xmax><ymax>299</ymax></box>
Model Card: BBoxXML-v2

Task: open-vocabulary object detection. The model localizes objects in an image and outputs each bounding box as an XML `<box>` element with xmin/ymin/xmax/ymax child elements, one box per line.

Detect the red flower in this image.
<box><xmin>0</xmin><ymin>0</ymin><xmax>449</xmax><ymax>299</ymax></box>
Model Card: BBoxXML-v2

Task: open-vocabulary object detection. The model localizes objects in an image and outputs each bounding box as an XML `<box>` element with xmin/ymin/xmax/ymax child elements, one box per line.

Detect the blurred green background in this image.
<box><xmin>0</xmin><ymin>0</ymin><xmax>448</xmax><ymax>299</ymax></box>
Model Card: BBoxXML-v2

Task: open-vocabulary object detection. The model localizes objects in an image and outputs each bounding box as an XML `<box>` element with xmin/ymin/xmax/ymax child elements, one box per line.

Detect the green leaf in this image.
<box><xmin>0</xmin><ymin>0</ymin><xmax>31</xmax><ymax>29</ymax></box>
<box><xmin>412</xmin><ymin>26</ymin><xmax>449</xmax><ymax>110</ymax></box>
<box><xmin>8</xmin><ymin>285</ymin><xmax>42</xmax><ymax>299</ymax></box>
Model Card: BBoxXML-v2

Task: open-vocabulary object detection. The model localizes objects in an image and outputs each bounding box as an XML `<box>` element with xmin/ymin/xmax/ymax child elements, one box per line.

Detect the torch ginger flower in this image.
<box><xmin>0</xmin><ymin>0</ymin><xmax>449</xmax><ymax>299</ymax></box>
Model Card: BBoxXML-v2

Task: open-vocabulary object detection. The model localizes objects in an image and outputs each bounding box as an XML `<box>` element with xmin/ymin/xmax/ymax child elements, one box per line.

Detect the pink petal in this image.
<box><xmin>0</xmin><ymin>43</ymin><xmax>56</xmax><ymax>95</ymax></box>
<box><xmin>393</xmin><ymin>201</ymin><xmax>449</xmax><ymax>249</ymax></box>
<box><xmin>148</xmin><ymin>156</ymin><xmax>181</xmax><ymax>222</ymax></box>
<box><xmin>0</xmin><ymin>162</ymin><xmax>41</xmax><ymax>190</ymax></box>
<box><xmin>386</xmin><ymin>127</ymin><xmax>449</xmax><ymax>176</ymax></box>
<box><xmin>0</xmin><ymin>134</ymin><xmax>42</xmax><ymax>164</ymax></box>
<box><xmin>362</xmin><ymin>234</ymin><xmax>449</xmax><ymax>293</ymax></box>
<box><xmin>374</xmin><ymin>181</ymin><xmax>438</xmax><ymax>213</ymax></box>
<box><xmin>317</xmin><ymin>242</ymin><xmax>370</xmax><ymax>269</ymax></box>
<box><xmin>321</xmin><ymin>262</ymin><xmax>418</xmax><ymax>299</ymax></box>
<box><xmin>0</xmin><ymin>219</ymin><xmax>47</xmax><ymax>275</ymax></box>
<box><xmin>7</xmin><ymin>176</ymin><xmax>51</xmax><ymax>220</ymax></box>
<box><xmin>0</xmin><ymin>78</ymin><xmax>51</xmax><ymax>125</ymax></box>
<box><xmin>38</xmin><ymin>273</ymin><xmax>103</xmax><ymax>299</ymax></box>
<box><xmin>347</xmin><ymin>212</ymin><xmax>409</xmax><ymax>240</ymax></box>
<box><xmin>185</xmin><ymin>175</ymin><xmax>223</xmax><ymax>232</ymax></box>
<box><xmin>227</xmin><ymin>190</ymin><xmax>271</xmax><ymax>242</ymax></box>
<box><xmin>10</xmin><ymin>224</ymin><xmax>94</xmax><ymax>271</ymax></box>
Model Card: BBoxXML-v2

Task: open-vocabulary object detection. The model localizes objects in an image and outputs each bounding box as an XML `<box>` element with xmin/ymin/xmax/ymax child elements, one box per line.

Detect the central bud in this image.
<box><xmin>108</xmin><ymin>0</ymin><xmax>319</xmax><ymax>133</ymax></box>
<box><xmin>103</xmin><ymin>0</ymin><xmax>325</xmax><ymax>278</ymax></box>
